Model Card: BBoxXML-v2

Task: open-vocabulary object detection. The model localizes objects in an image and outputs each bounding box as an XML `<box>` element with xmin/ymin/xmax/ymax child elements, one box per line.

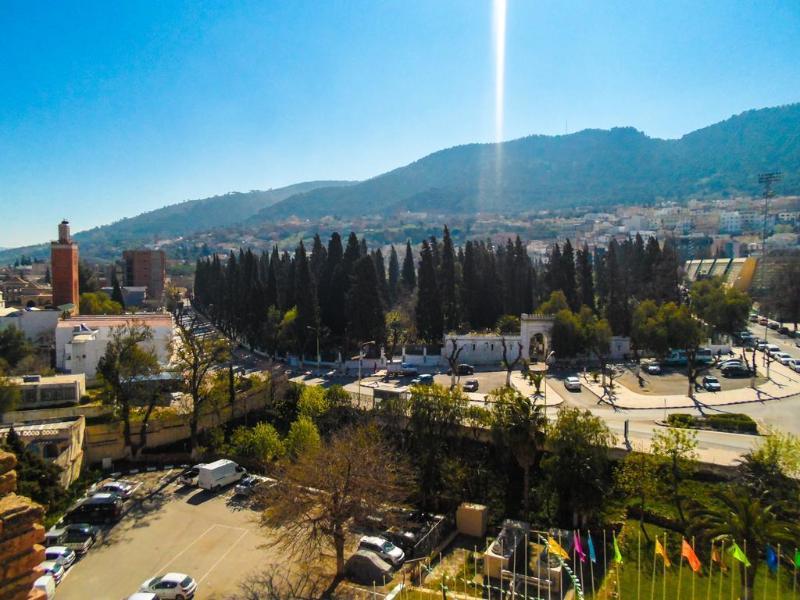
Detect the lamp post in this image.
<box><xmin>544</xmin><ymin>351</ymin><xmax>555</xmax><ymax>425</ymax></box>
<box><xmin>306</xmin><ymin>325</ymin><xmax>321</xmax><ymax>372</ymax></box>
<box><xmin>357</xmin><ymin>340</ymin><xmax>375</xmax><ymax>405</ymax></box>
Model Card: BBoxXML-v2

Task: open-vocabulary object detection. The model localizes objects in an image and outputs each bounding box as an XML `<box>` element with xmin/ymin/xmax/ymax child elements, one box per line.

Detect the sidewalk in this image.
<box><xmin>582</xmin><ymin>361</ymin><xmax>800</xmax><ymax>410</ymax></box>
<box><xmin>509</xmin><ymin>372</ymin><xmax>566</xmax><ymax>409</ymax></box>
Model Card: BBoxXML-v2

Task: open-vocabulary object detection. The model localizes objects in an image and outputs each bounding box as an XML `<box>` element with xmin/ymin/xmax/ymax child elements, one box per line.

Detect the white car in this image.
<box><xmin>644</xmin><ymin>363</ymin><xmax>662</xmax><ymax>375</ymax></box>
<box><xmin>773</xmin><ymin>352</ymin><xmax>794</xmax><ymax>366</ymax></box>
<box><xmin>96</xmin><ymin>480</ymin><xmax>135</xmax><ymax>499</ymax></box>
<box><xmin>39</xmin><ymin>560</ymin><xmax>65</xmax><ymax>585</ymax></box>
<box><xmin>32</xmin><ymin>575</ymin><xmax>56</xmax><ymax>599</ymax></box>
<box><xmin>44</xmin><ymin>546</ymin><xmax>76</xmax><ymax>569</ymax></box>
<box><xmin>358</xmin><ymin>536</ymin><xmax>405</xmax><ymax>568</ymax></box>
<box><xmin>765</xmin><ymin>344</ymin><xmax>781</xmax><ymax>356</ymax></box>
<box><xmin>788</xmin><ymin>359</ymin><xmax>800</xmax><ymax>373</ymax></box>
<box><xmin>126</xmin><ymin>594</ymin><xmax>158</xmax><ymax>600</ymax></box>
<box><xmin>564</xmin><ymin>376</ymin><xmax>582</xmax><ymax>391</ymax></box>
<box><xmin>140</xmin><ymin>573</ymin><xmax>197</xmax><ymax>599</ymax></box>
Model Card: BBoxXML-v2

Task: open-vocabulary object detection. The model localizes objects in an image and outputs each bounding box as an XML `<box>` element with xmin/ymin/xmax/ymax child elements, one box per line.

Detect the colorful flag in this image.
<box><xmin>587</xmin><ymin>533</ymin><xmax>597</xmax><ymax>564</ymax></box>
<box><xmin>766</xmin><ymin>545</ymin><xmax>778</xmax><ymax>573</ymax></box>
<box><xmin>655</xmin><ymin>538</ymin><xmax>672</xmax><ymax>567</ymax></box>
<box><xmin>574</xmin><ymin>531</ymin><xmax>587</xmax><ymax>563</ymax></box>
<box><xmin>681</xmin><ymin>539</ymin><xmax>701</xmax><ymax>572</ymax></box>
<box><xmin>729</xmin><ymin>542</ymin><xmax>751</xmax><ymax>567</ymax></box>
<box><xmin>794</xmin><ymin>548</ymin><xmax>800</xmax><ymax>568</ymax></box>
<box><xmin>613</xmin><ymin>532</ymin><xmax>623</xmax><ymax>564</ymax></box>
<box><xmin>711</xmin><ymin>544</ymin><xmax>727</xmax><ymax>572</ymax></box>
<box><xmin>547</xmin><ymin>536</ymin><xmax>570</xmax><ymax>560</ymax></box>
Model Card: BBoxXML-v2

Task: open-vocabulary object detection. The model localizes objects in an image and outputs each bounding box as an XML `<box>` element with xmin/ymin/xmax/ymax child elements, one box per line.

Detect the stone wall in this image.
<box><xmin>0</xmin><ymin>451</ymin><xmax>46</xmax><ymax>600</ymax></box>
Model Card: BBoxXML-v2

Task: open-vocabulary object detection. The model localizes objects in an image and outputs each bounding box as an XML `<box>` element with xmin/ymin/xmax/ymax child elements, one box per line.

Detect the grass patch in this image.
<box><xmin>667</xmin><ymin>413</ymin><xmax>758</xmax><ymax>434</ymax></box>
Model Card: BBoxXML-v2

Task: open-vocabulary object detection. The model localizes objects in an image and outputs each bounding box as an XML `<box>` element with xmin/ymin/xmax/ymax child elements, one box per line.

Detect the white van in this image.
<box><xmin>197</xmin><ymin>459</ymin><xmax>246</xmax><ymax>491</ymax></box>
<box><xmin>32</xmin><ymin>575</ymin><xmax>56</xmax><ymax>599</ymax></box>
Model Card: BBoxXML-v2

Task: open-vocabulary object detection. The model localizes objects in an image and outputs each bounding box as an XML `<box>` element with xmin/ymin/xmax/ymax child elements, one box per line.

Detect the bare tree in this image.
<box><xmin>499</xmin><ymin>336</ymin><xmax>523</xmax><ymax>387</ymax></box>
<box><xmin>226</xmin><ymin>569</ymin><xmax>326</xmax><ymax>600</ymax></box>
<box><xmin>444</xmin><ymin>337</ymin><xmax>464</xmax><ymax>389</ymax></box>
<box><xmin>173</xmin><ymin>315</ymin><xmax>230</xmax><ymax>456</ymax></box>
<box><xmin>260</xmin><ymin>424</ymin><xmax>413</xmax><ymax>578</ymax></box>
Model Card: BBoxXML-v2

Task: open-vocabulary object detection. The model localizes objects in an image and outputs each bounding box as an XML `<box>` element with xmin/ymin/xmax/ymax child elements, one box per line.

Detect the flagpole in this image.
<box><xmin>651</xmin><ymin>535</ymin><xmax>658</xmax><ymax>600</ymax></box>
<box><xmin>578</xmin><ymin>530</ymin><xmax>585</xmax><ymax>596</ymax></box>
<box><xmin>537</xmin><ymin>534</ymin><xmax>541</xmax><ymax>600</ymax></box>
<box><xmin>524</xmin><ymin>532</ymin><xmax>528</xmax><ymax>600</ymax></box>
<box><xmin>719</xmin><ymin>540</ymin><xmax>725</xmax><ymax>600</ymax></box>
<box><xmin>765</xmin><ymin>547</ymin><xmax>770</xmax><ymax>600</ymax></box>
<box><xmin>589</xmin><ymin>532</ymin><xmax>595</xmax><ymax>599</ymax></box>
<box><xmin>777</xmin><ymin>543</ymin><xmax>781</xmax><ymax>600</ymax></box>
<box><xmin>474</xmin><ymin>546</ymin><xmax>478</xmax><ymax>598</ymax></box>
<box><xmin>794</xmin><ymin>546</ymin><xmax>798</xmax><ymax>600</ymax></box>
<box><xmin>707</xmin><ymin>540</ymin><xmax>714</xmax><ymax>600</ymax></box>
<box><xmin>638</xmin><ymin>528</ymin><xmax>642</xmax><ymax>600</ymax></box>
<box><xmin>677</xmin><ymin>541</ymin><xmax>684</xmax><ymax>600</ymax></box>
<box><xmin>662</xmin><ymin>532</ymin><xmax>667</xmax><ymax>600</ymax></box>
<box><xmin>744</xmin><ymin>539</ymin><xmax>748</xmax><ymax>600</ymax></box>
<box><xmin>692</xmin><ymin>536</ymin><xmax>697</xmax><ymax>600</ymax></box>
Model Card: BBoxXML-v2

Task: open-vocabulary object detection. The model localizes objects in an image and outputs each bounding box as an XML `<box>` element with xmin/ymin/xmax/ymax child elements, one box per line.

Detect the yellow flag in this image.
<box><xmin>547</xmin><ymin>536</ymin><xmax>570</xmax><ymax>560</ymax></box>
<box><xmin>655</xmin><ymin>538</ymin><xmax>672</xmax><ymax>567</ymax></box>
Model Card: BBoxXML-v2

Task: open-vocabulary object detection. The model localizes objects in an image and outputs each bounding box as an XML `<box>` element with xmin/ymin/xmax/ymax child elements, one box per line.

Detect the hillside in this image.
<box><xmin>258</xmin><ymin>103</ymin><xmax>800</xmax><ymax>220</ymax></box>
<box><xmin>0</xmin><ymin>180</ymin><xmax>354</xmax><ymax>262</ymax></box>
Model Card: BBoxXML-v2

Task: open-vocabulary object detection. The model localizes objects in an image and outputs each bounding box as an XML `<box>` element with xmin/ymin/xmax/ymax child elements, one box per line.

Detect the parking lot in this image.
<box><xmin>56</xmin><ymin>474</ymin><xmax>277</xmax><ymax>600</ymax></box>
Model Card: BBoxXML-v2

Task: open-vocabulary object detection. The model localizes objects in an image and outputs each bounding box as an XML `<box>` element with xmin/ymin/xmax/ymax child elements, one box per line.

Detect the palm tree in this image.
<box><xmin>689</xmin><ymin>487</ymin><xmax>800</xmax><ymax>598</ymax></box>
<box><xmin>491</xmin><ymin>387</ymin><xmax>547</xmax><ymax>515</ymax></box>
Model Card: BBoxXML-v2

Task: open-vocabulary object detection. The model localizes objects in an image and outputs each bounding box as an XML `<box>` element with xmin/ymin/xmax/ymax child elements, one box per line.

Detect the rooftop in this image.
<box><xmin>56</xmin><ymin>313</ymin><xmax>173</xmax><ymax>329</ymax></box>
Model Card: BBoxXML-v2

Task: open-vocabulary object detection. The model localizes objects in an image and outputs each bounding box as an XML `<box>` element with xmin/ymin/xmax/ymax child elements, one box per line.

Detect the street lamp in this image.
<box><xmin>306</xmin><ymin>325</ymin><xmax>321</xmax><ymax>372</ymax></box>
<box><xmin>357</xmin><ymin>340</ymin><xmax>375</xmax><ymax>404</ymax></box>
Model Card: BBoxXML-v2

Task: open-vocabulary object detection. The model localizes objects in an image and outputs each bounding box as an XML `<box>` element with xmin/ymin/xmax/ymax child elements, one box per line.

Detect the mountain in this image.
<box><xmin>0</xmin><ymin>180</ymin><xmax>354</xmax><ymax>262</ymax></box>
<box><xmin>258</xmin><ymin>103</ymin><xmax>800</xmax><ymax>220</ymax></box>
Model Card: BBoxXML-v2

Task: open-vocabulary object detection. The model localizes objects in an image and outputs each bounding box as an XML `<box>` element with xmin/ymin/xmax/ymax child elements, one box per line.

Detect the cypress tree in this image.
<box><xmin>401</xmin><ymin>241</ymin><xmax>416</xmax><ymax>291</ymax></box>
<box><xmin>372</xmin><ymin>249</ymin><xmax>390</xmax><ymax>309</ymax></box>
<box><xmin>415</xmin><ymin>240</ymin><xmax>443</xmax><ymax>342</ymax></box>
<box><xmin>561</xmin><ymin>239</ymin><xmax>578</xmax><ymax>311</ymax></box>
<box><xmin>321</xmin><ymin>233</ymin><xmax>345</xmax><ymax>335</ymax></box>
<box><xmin>110</xmin><ymin>270</ymin><xmax>126</xmax><ymax>310</ymax></box>
<box><xmin>293</xmin><ymin>241</ymin><xmax>319</xmax><ymax>357</ymax></box>
<box><xmin>347</xmin><ymin>255</ymin><xmax>385</xmax><ymax>348</ymax></box>
<box><xmin>576</xmin><ymin>242</ymin><xmax>595</xmax><ymax>312</ymax></box>
<box><xmin>387</xmin><ymin>245</ymin><xmax>400</xmax><ymax>305</ymax></box>
<box><xmin>265</xmin><ymin>246</ymin><xmax>279</xmax><ymax>308</ymax></box>
<box><xmin>440</xmin><ymin>226</ymin><xmax>458</xmax><ymax>331</ymax></box>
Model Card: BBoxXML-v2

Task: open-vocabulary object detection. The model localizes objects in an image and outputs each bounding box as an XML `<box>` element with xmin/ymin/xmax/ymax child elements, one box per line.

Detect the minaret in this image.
<box><xmin>51</xmin><ymin>220</ymin><xmax>79</xmax><ymax>314</ymax></box>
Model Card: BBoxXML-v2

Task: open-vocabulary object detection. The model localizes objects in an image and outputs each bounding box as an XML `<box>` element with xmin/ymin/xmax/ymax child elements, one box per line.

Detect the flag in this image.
<box><xmin>655</xmin><ymin>538</ymin><xmax>672</xmax><ymax>567</ymax></box>
<box><xmin>712</xmin><ymin>544</ymin><xmax>727</xmax><ymax>572</ymax></box>
<box><xmin>587</xmin><ymin>533</ymin><xmax>597</xmax><ymax>564</ymax></box>
<box><xmin>547</xmin><ymin>537</ymin><xmax>570</xmax><ymax>560</ymax></box>
<box><xmin>729</xmin><ymin>542</ymin><xmax>751</xmax><ymax>567</ymax></box>
<box><xmin>766</xmin><ymin>545</ymin><xmax>778</xmax><ymax>573</ymax></box>
<box><xmin>794</xmin><ymin>548</ymin><xmax>800</xmax><ymax>568</ymax></box>
<box><xmin>574</xmin><ymin>531</ymin><xmax>587</xmax><ymax>563</ymax></box>
<box><xmin>681</xmin><ymin>539</ymin><xmax>701</xmax><ymax>573</ymax></box>
<box><xmin>613</xmin><ymin>532</ymin><xmax>623</xmax><ymax>564</ymax></box>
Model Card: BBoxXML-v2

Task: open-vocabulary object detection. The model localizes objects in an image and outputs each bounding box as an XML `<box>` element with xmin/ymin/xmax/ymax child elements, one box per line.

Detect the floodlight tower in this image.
<box><xmin>757</xmin><ymin>171</ymin><xmax>782</xmax><ymax>378</ymax></box>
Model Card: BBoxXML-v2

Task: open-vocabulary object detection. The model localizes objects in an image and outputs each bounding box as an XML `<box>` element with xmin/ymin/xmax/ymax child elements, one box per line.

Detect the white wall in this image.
<box><xmin>0</xmin><ymin>309</ymin><xmax>60</xmax><ymax>344</ymax></box>
<box><xmin>441</xmin><ymin>335</ymin><xmax>522</xmax><ymax>366</ymax></box>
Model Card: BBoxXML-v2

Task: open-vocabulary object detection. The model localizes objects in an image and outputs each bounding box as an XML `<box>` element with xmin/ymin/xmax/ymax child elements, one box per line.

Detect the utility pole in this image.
<box><xmin>758</xmin><ymin>172</ymin><xmax>782</xmax><ymax>379</ymax></box>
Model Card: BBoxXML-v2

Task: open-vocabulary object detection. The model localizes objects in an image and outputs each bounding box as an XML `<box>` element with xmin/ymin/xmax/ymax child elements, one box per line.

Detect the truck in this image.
<box><xmin>197</xmin><ymin>459</ymin><xmax>246</xmax><ymax>491</ymax></box>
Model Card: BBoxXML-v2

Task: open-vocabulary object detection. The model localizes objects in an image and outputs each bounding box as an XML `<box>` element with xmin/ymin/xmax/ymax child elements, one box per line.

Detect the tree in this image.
<box><xmin>764</xmin><ymin>257</ymin><xmax>800</xmax><ymax>331</ymax></box>
<box><xmin>96</xmin><ymin>323</ymin><xmax>160</xmax><ymax>456</ymax></box>
<box><xmin>284</xmin><ymin>416</ymin><xmax>321</xmax><ymax>458</ymax></box>
<box><xmin>0</xmin><ymin>368</ymin><xmax>20</xmax><ymax>414</ymax></box>
<box><xmin>226</xmin><ymin>569</ymin><xmax>325</xmax><ymax>600</ymax></box>
<box><xmin>346</xmin><ymin>255</ymin><xmax>385</xmax><ymax>349</ymax></box>
<box><xmin>444</xmin><ymin>338</ymin><xmax>464</xmax><ymax>389</ymax></box>
<box><xmin>173</xmin><ymin>316</ymin><xmax>230</xmax><ymax>456</ymax></box>
<box><xmin>615</xmin><ymin>449</ymin><xmax>659</xmax><ymax>541</ymax></box>
<box><xmin>737</xmin><ymin>429</ymin><xmax>800</xmax><ymax>507</ymax></box>
<box><xmin>0</xmin><ymin>327</ymin><xmax>33</xmax><ymax>369</ymax></box>
<box><xmin>576</xmin><ymin>242</ymin><xmax>595</xmax><ymax>312</ymax></box>
<box><xmin>551</xmin><ymin>309</ymin><xmax>582</xmax><ymax>358</ymax></box>
<box><xmin>230</xmin><ymin>422</ymin><xmax>284</xmax><ymax>463</ymax></box>
<box><xmin>539</xmin><ymin>290</ymin><xmax>569</xmax><ymax>315</ymax></box>
<box><xmin>110</xmin><ymin>270</ymin><xmax>126</xmax><ymax>311</ymax></box>
<box><xmin>2</xmin><ymin>427</ymin><xmax>67</xmax><ymax>511</ymax></box>
<box><xmin>387</xmin><ymin>245</ymin><xmax>400</xmax><ymax>305</ymax></box>
<box><xmin>499</xmin><ymin>336</ymin><xmax>523</xmax><ymax>387</ymax></box>
<box><xmin>293</xmin><ymin>241</ymin><xmax>319</xmax><ymax>360</ymax></box>
<box><xmin>401</xmin><ymin>241</ymin><xmax>416</xmax><ymax>292</ymax></box>
<box><xmin>415</xmin><ymin>240</ymin><xmax>443</xmax><ymax>343</ymax></box>
<box><xmin>385</xmin><ymin>310</ymin><xmax>411</xmax><ymax>365</ymax></box>
<box><xmin>560</xmin><ymin>239</ymin><xmax>579</xmax><ymax>311</ymax></box>
<box><xmin>79</xmin><ymin>291</ymin><xmax>123</xmax><ymax>315</ymax></box>
<box><xmin>491</xmin><ymin>387</ymin><xmax>547</xmax><ymax>515</ymax></box>
<box><xmin>689</xmin><ymin>488</ymin><xmax>799</xmax><ymax>599</ymax></box>
<box><xmin>440</xmin><ymin>225</ymin><xmax>459</xmax><ymax>331</ymax></box>
<box><xmin>261</xmin><ymin>424</ymin><xmax>412</xmax><ymax>577</ymax></box>
<box><xmin>690</xmin><ymin>277</ymin><xmax>751</xmax><ymax>337</ymax></box>
<box><xmin>651</xmin><ymin>426</ymin><xmax>698</xmax><ymax>525</ymax></box>
<box><xmin>78</xmin><ymin>261</ymin><xmax>99</xmax><ymax>294</ymax></box>
<box><xmin>542</xmin><ymin>407</ymin><xmax>615</xmax><ymax>526</ymax></box>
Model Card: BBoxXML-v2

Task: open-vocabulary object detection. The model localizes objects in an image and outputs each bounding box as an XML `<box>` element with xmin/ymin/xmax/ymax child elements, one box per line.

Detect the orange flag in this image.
<box><xmin>681</xmin><ymin>539</ymin><xmax>702</xmax><ymax>573</ymax></box>
<box><xmin>711</xmin><ymin>544</ymin><xmax>727</xmax><ymax>572</ymax></box>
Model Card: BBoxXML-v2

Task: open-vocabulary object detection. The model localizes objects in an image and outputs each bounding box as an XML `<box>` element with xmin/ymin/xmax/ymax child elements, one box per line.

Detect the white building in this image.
<box><xmin>442</xmin><ymin>334</ymin><xmax>523</xmax><ymax>366</ymax></box>
<box><xmin>7</xmin><ymin>373</ymin><xmax>86</xmax><ymax>410</ymax></box>
<box><xmin>0</xmin><ymin>306</ymin><xmax>61</xmax><ymax>346</ymax></box>
<box><xmin>718</xmin><ymin>211</ymin><xmax>742</xmax><ymax>234</ymax></box>
<box><xmin>55</xmin><ymin>314</ymin><xmax>174</xmax><ymax>380</ymax></box>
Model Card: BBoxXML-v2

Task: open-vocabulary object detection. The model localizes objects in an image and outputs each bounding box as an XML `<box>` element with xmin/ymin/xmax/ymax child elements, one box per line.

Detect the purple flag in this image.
<box><xmin>574</xmin><ymin>531</ymin><xmax>587</xmax><ymax>563</ymax></box>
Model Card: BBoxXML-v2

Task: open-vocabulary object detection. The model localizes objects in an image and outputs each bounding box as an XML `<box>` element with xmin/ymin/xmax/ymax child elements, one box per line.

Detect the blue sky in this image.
<box><xmin>1</xmin><ymin>1</ymin><xmax>799</xmax><ymax>247</ymax></box>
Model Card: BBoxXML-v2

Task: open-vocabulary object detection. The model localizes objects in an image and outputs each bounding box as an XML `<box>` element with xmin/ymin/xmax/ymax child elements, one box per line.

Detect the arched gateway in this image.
<box><xmin>520</xmin><ymin>313</ymin><xmax>555</xmax><ymax>361</ymax></box>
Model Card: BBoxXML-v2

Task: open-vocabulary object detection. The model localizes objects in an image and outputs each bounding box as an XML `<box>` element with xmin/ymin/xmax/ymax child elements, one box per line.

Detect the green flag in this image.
<box><xmin>794</xmin><ymin>548</ymin><xmax>800</xmax><ymax>568</ymax></box>
<box><xmin>613</xmin><ymin>532</ymin><xmax>623</xmax><ymax>564</ymax></box>
<box><xmin>729</xmin><ymin>542</ymin><xmax>751</xmax><ymax>567</ymax></box>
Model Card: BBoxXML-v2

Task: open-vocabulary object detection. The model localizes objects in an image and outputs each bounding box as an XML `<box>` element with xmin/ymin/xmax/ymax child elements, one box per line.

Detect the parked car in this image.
<box><xmin>447</xmin><ymin>363</ymin><xmax>475</xmax><ymax>376</ymax></box>
<box><xmin>346</xmin><ymin>550</ymin><xmax>394</xmax><ymax>585</ymax></box>
<box><xmin>63</xmin><ymin>493</ymin><xmax>123</xmax><ymax>525</ymax></box>
<box><xmin>139</xmin><ymin>573</ymin><xmax>197</xmax><ymax>599</ymax></box>
<box><xmin>644</xmin><ymin>363</ymin><xmax>662</xmax><ymax>375</ymax></box>
<box><xmin>32</xmin><ymin>575</ymin><xmax>56</xmax><ymax>600</ymax></box>
<box><xmin>357</xmin><ymin>536</ymin><xmax>405</xmax><ymax>568</ymax></box>
<box><xmin>44</xmin><ymin>546</ymin><xmax>76</xmax><ymax>569</ymax></box>
<box><xmin>233</xmin><ymin>475</ymin><xmax>268</xmax><ymax>496</ymax></box>
<box><xmin>768</xmin><ymin>321</ymin><xmax>780</xmax><ymax>331</ymax></box>
<box><xmin>126</xmin><ymin>594</ymin><xmax>159</xmax><ymax>600</ymax></box>
<box><xmin>197</xmin><ymin>459</ymin><xmax>246</xmax><ymax>491</ymax></box>
<box><xmin>778</xmin><ymin>326</ymin><xmax>791</xmax><ymax>336</ymax></box>
<box><xmin>410</xmin><ymin>374</ymin><xmax>434</xmax><ymax>386</ymax></box>
<box><xmin>564</xmin><ymin>376</ymin><xmax>582</xmax><ymax>391</ymax></box>
<box><xmin>773</xmin><ymin>352</ymin><xmax>795</xmax><ymax>365</ymax></box>
<box><xmin>765</xmin><ymin>344</ymin><xmax>782</xmax><ymax>357</ymax></box>
<box><xmin>748</xmin><ymin>314</ymin><xmax>759</xmax><ymax>323</ymax></box>
<box><xmin>787</xmin><ymin>359</ymin><xmax>800</xmax><ymax>373</ymax></box>
<box><xmin>719</xmin><ymin>359</ymin><xmax>743</xmax><ymax>370</ymax></box>
<box><xmin>702</xmin><ymin>376</ymin><xmax>721</xmax><ymax>392</ymax></box>
<box><xmin>721</xmin><ymin>365</ymin><xmax>753</xmax><ymax>378</ymax></box>
<box><xmin>44</xmin><ymin>523</ymin><xmax>99</xmax><ymax>555</ymax></box>
<box><xmin>462</xmin><ymin>379</ymin><xmax>479</xmax><ymax>392</ymax></box>
<box><xmin>39</xmin><ymin>560</ymin><xmax>65</xmax><ymax>585</ymax></box>
<box><xmin>758</xmin><ymin>317</ymin><xmax>768</xmax><ymax>325</ymax></box>
<box><xmin>179</xmin><ymin>464</ymin><xmax>204</xmax><ymax>487</ymax></box>
<box><xmin>96</xmin><ymin>480</ymin><xmax>135</xmax><ymax>499</ymax></box>
<box><xmin>382</xmin><ymin>526</ymin><xmax>418</xmax><ymax>554</ymax></box>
